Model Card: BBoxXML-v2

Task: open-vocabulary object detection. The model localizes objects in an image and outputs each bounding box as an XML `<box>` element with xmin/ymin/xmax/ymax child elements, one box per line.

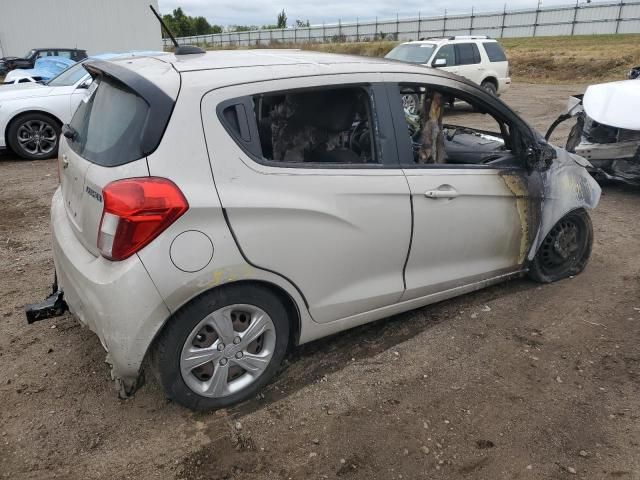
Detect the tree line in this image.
<box><xmin>161</xmin><ymin>8</ymin><xmax>310</xmax><ymax>37</ymax></box>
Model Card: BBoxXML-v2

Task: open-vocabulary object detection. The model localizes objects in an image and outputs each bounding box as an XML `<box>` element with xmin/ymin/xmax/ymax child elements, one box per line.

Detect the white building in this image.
<box><xmin>0</xmin><ymin>0</ymin><xmax>162</xmax><ymax>57</ymax></box>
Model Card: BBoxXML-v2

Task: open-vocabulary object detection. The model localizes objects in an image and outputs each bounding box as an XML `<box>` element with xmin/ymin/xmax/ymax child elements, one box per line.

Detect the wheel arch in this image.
<box><xmin>481</xmin><ymin>76</ymin><xmax>498</xmax><ymax>89</ymax></box>
<box><xmin>144</xmin><ymin>279</ymin><xmax>302</xmax><ymax>375</ymax></box>
<box><xmin>5</xmin><ymin>109</ymin><xmax>64</xmax><ymax>144</ymax></box>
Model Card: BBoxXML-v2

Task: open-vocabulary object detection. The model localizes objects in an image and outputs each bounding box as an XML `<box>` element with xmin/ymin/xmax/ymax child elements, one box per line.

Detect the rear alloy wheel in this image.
<box><xmin>7</xmin><ymin>112</ymin><xmax>60</xmax><ymax>160</ymax></box>
<box><xmin>528</xmin><ymin>209</ymin><xmax>593</xmax><ymax>283</ymax></box>
<box><xmin>153</xmin><ymin>285</ymin><xmax>290</xmax><ymax>411</ymax></box>
<box><xmin>481</xmin><ymin>80</ymin><xmax>497</xmax><ymax>96</ymax></box>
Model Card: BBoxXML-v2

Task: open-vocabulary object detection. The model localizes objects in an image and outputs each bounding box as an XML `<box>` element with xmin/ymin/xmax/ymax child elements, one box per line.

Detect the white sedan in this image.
<box><xmin>0</xmin><ymin>53</ymin><xmax>165</xmax><ymax>160</ymax></box>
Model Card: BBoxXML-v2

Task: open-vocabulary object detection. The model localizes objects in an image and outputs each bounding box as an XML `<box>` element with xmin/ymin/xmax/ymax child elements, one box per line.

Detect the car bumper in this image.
<box><xmin>497</xmin><ymin>77</ymin><xmax>511</xmax><ymax>95</ymax></box>
<box><xmin>50</xmin><ymin>187</ymin><xmax>171</xmax><ymax>393</ymax></box>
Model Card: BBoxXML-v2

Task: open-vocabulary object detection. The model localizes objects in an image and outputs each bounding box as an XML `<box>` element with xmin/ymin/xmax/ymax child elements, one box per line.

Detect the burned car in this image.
<box><xmin>546</xmin><ymin>80</ymin><xmax>640</xmax><ymax>185</ymax></box>
<box><xmin>26</xmin><ymin>50</ymin><xmax>600</xmax><ymax>411</ymax></box>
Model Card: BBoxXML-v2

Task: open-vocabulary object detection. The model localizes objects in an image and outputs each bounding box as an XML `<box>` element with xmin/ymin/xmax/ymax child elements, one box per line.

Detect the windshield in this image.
<box><xmin>46</xmin><ymin>63</ymin><xmax>88</xmax><ymax>87</ymax></box>
<box><xmin>385</xmin><ymin>43</ymin><xmax>436</xmax><ymax>64</ymax></box>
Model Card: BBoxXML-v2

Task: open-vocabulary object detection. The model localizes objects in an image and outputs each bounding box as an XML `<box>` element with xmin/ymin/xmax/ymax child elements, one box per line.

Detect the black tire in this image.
<box><xmin>481</xmin><ymin>80</ymin><xmax>498</xmax><ymax>96</ymax></box>
<box><xmin>152</xmin><ymin>284</ymin><xmax>290</xmax><ymax>411</ymax></box>
<box><xmin>7</xmin><ymin>112</ymin><xmax>61</xmax><ymax>160</ymax></box>
<box><xmin>528</xmin><ymin>209</ymin><xmax>593</xmax><ymax>283</ymax></box>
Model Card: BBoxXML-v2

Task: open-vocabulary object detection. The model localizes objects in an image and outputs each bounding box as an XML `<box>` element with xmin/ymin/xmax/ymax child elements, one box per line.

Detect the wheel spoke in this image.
<box><xmin>232</xmin><ymin>352</ymin><xmax>272</xmax><ymax>375</ymax></box>
<box><xmin>207</xmin><ymin>309</ymin><xmax>235</xmax><ymax>344</ymax></box>
<box><xmin>239</xmin><ymin>313</ymin><xmax>271</xmax><ymax>347</ymax></box>
<box><xmin>181</xmin><ymin>345</ymin><xmax>223</xmax><ymax>373</ymax></box>
<box><xmin>203</xmin><ymin>363</ymin><xmax>229</xmax><ymax>396</ymax></box>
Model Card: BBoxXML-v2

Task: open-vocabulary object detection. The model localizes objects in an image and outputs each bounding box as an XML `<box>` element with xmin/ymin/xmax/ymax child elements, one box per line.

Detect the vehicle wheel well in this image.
<box><xmin>5</xmin><ymin>110</ymin><xmax>63</xmax><ymax>143</ymax></box>
<box><xmin>144</xmin><ymin>280</ymin><xmax>302</xmax><ymax>382</ymax></box>
<box><xmin>481</xmin><ymin>77</ymin><xmax>498</xmax><ymax>89</ymax></box>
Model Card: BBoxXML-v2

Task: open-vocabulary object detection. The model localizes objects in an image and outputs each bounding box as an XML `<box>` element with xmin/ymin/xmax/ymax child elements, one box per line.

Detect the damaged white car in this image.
<box><xmin>546</xmin><ymin>79</ymin><xmax>640</xmax><ymax>185</ymax></box>
<box><xmin>26</xmin><ymin>49</ymin><xmax>600</xmax><ymax>411</ymax></box>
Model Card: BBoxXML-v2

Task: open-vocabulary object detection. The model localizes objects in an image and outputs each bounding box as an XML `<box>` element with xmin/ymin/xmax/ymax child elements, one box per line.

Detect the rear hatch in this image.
<box><xmin>58</xmin><ymin>57</ymin><xmax>179</xmax><ymax>256</ymax></box>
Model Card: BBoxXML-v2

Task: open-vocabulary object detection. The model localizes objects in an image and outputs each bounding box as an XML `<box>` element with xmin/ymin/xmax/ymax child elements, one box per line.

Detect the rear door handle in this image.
<box><xmin>425</xmin><ymin>186</ymin><xmax>459</xmax><ymax>199</ymax></box>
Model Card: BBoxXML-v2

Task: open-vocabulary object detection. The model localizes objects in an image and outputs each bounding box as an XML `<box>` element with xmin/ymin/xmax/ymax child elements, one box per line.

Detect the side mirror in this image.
<box><xmin>432</xmin><ymin>58</ymin><xmax>447</xmax><ymax>68</ymax></box>
<box><xmin>78</xmin><ymin>78</ymin><xmax>93</xmax><ymax>89</ymax></box>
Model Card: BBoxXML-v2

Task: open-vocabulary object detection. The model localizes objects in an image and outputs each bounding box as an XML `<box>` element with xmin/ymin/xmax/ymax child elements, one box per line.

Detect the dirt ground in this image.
<box><xmin>1</xmin><ymin>83</ymin><xmax>639</xmax><ymax>480</ymax></box>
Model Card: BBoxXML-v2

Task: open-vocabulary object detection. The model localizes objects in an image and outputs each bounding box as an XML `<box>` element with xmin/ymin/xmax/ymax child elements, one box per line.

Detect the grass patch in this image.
<box><xmin>196</xmin><ymin>34</ymin><xmax>640</xmax><ymax>83</ymax></box>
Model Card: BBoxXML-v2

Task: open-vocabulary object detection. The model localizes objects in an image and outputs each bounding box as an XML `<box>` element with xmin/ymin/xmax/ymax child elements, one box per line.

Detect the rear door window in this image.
<box><xmin>483</xmin><ymin>42</ymin><xmax>507</xmax><ymax>62</ymax></box>
<box><xmin>68</xmin><ymin>77</ymin><xmax>150</xmax><ymax>166</ymax></box>
<box><xmin>455</xmin><ymin>43</ymin><xmax>481</xmax><ymax>65</ymax></box>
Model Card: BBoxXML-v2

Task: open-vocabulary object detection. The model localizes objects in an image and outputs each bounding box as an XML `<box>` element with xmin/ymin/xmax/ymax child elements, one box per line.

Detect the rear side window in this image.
<box><xmin>455</xmin><ymin>43</ymin><xmax>481</xmax><ymax>65</ymax></box>
<box><xmin>252</xmin><ymin>87</ymin><xmax>377</xmax><ymax>165</ymax></box>
<box><xmin>68</xmin><ymin>77</ymin><xmax>150</xmax><ymax>166</ymax></box>
<box><xmin>483</xmin><ymin>42</ymin><xmax>507</xmax><ymax>62</ymax></box>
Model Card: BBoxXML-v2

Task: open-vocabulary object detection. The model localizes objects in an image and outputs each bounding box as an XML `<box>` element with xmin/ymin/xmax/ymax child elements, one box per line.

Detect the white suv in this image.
<box><xmin>27</xmin><ymin>50</ymin><xmax>599</xmax><ymax>411</ymax></box>
<box><xmin>385</xmin><ymin>36</ymin><xmax>511</xmax><ymax>96</ymax></box>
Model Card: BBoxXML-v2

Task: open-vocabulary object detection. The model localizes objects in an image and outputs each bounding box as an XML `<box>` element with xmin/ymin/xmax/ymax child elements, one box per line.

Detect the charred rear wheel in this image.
<box><xmin>529</xmin><ymin>209</ymin><xmax>593</xmax><ymax>283</ymax></box>
<box><xmin>153</xmin><ymin>285</ymin><xmax>290</xmax><ymax>411</ymax></box>
<box><xmin>7</xmin><ymin>112</ymin><xmax>60</xmax><ymax>160</ymax></box>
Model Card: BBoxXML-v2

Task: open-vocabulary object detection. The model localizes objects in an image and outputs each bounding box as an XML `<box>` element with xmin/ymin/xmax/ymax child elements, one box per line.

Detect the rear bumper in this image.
<box><xmin>50</xmin><ymin>187</ymin><xmax>171</xmax><ymax>392</ymax></box>
<box><xmin>497</xmin><ymin>77</ymin><xmax>511</xmax><ymax>95</ymax></box>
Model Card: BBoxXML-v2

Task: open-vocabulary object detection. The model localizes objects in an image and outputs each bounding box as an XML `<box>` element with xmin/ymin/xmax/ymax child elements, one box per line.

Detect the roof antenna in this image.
<box><xmin>149</xmin><ymin>4</ymin><xmax>205</xmax><ymax>55</ymax></box>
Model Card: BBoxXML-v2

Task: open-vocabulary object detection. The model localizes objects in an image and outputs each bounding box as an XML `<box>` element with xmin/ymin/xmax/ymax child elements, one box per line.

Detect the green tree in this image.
<box><xmin>295</xmin><ymin>19</ymin><xmax>310</xmax><ymax>27</ymax></box>
<box><xmin>277</xmin><ymin>9</ymin><xmax>287</xmax><ymax>28</ymax></box>
<box><xmin>161</xmin><ymin>8</ymin><xmax>223</xmax><ymax>37</ymax></box>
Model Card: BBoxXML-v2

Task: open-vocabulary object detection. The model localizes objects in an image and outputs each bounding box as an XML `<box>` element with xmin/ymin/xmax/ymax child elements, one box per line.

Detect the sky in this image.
<box><xmin>157</xmin><ymin>0</ymin><xmax>606</xmax><ymax>27</ymax></box>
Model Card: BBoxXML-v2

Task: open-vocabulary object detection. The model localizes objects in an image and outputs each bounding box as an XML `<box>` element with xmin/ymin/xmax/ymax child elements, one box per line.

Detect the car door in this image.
<box><xmin>200</xmin><ymin>74</ymin><xmax>412</xmax><ymax>324</ymax></box>
<box><xmin>383</xmin><ymin>73</ymin><xmax>542</xmax><ymax>301</ymax></box>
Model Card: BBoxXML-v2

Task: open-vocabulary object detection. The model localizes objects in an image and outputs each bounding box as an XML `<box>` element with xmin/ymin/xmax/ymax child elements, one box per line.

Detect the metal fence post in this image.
<box><xmin>323</xmin><ymin>22</ymin><xmax>326</xmax><ymax>42</ymax></box>
<box><xmin>396</xmin><ymin>13</ymin><xmax>399</xmax><ymax>40</ymax></box>
<box><xmin>418</xmin><ymin>11</ymin><xmax>421</xmax><ymax>39</ymax></box>
<box><xmin>571</xmin><ymin>0</ymin><xmax>578</xmax><ymax>35</ymax></box>
<box><xmin>356</xmin><ymin>18</ymin><xmax>359</xmax><ymax>42</ymax></box>
<box><xmin>338</xmin><ymin>19</ymin><xmax>342</xmax><ymax>41</ymax></box>
<box><xmin>615</xmin><ymin>0</ymin><xmax>624</xmax><ymax>34</ymax></box>
<box><xmin>442</xmin><ymin>9</ymin><xmax>447</xmax><ymax>37</ymax></box>
<box><xmin>469</xmin><ymin>6</ymin><xmax>474</xmax><ymax>35</ymax></box>
<box><xmin>533</xmin><ymin>2</ymin><xmax>540</xmax><ymax>37</ymax></box>
<box><xmin>500</xmin><ymin>4</ymin><xmax>507</xmax><ymax>38</ymax></box>
<box><xmin>375</xmin><ymin>17</ymin><xmax>378</xmax><ymax>39</ymax></box>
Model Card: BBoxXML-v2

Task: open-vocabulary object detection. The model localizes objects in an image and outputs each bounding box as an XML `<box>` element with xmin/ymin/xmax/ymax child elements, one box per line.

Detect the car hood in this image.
<box><xmin>0</xmin><ymin>56</ymin><xmax>20</xmax><ymax>62</ymax></box>
<box><xmin>583</xmin><ymin>80</ymin><xmax>640</xmax><ymax>131</ymax></box>
<box><xmin>0</xmin><ymin>82</ymin><xmax>55</xmax><ymax>100</ymax></box>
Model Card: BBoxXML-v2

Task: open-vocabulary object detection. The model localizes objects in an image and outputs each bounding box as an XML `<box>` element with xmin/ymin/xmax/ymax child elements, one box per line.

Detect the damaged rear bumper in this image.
<box><xmin>48</xmin><ymin>188</ymin><xmax>171</xmax><ymax>396</ymax></box>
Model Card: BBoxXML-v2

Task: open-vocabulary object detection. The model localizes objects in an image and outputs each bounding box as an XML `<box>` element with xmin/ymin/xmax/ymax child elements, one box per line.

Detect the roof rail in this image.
<box><xmin>448</xmin><ymin>35</ymin><xmax>491</xmax><ymax>40</ymax></box>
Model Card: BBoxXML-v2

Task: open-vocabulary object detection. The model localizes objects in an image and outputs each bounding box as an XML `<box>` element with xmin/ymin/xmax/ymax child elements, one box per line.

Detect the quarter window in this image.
<box><xmin>483</xmin><ymin>42</ymin><xmax>507</xmax><ymax>62</ymax></box>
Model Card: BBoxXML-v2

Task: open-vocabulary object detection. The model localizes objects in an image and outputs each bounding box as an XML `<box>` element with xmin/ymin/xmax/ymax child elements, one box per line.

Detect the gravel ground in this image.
<box><xmin>0</xmin><ymin>83</ymin><xmax>639</xmax><ymax>480</ymax></box>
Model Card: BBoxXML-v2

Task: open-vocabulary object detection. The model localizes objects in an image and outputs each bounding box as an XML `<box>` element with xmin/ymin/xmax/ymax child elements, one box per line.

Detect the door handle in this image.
<box><xmin>425</xmin><ymin>186</ymin><xmax>459</xmax><ymax>199</ymax></box>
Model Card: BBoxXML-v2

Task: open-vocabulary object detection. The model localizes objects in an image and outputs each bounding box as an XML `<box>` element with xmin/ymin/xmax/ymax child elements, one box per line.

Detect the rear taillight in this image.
<box><xmin>98</xmin><ymin>177</ymin><xmax>188</xmax><ymax>261</ymax></box>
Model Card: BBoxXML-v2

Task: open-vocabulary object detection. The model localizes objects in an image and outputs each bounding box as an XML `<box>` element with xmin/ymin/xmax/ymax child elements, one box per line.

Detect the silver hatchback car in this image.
<box><xmin>27</xmin><ymin>50</ymin><xmax>600</xmax><ymax>411</ymax></box>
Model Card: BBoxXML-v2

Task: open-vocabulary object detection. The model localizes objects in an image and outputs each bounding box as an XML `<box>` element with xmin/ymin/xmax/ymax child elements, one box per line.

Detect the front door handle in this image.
<box><xmin>425</xmin><ymin>186</ymin><xmax>459</xmax><ymax>199</ymax></box>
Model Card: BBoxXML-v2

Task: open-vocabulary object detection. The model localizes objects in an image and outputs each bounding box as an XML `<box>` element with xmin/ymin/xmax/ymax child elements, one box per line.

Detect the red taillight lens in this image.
<box><xmin>98</xmin><ymin>177</ymin><xmax>188</xmax><ymax>261</ymax></box>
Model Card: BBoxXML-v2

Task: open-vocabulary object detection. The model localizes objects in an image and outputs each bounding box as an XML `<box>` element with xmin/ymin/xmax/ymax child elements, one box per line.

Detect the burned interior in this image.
<box><xmin>252</xmin><ymin>86</ymin><xmax>377</xmax><ymax>164</ymax></box>
<box><xmin>398</xmin><ymin>84</ymin><xmax>525</xmax><ymax>167</ymax></box>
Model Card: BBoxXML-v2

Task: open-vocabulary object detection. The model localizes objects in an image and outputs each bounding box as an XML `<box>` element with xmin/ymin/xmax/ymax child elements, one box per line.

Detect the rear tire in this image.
<box><xmin>152</xmin><ymin>284</ymin><xmax>290</xmax><ymax>411</ymax></box>
<box><xmin>528</xmin><ymin>209</ymin><xmax>593</xmax><ymax>283</ymax></box>
<box><xmin>481</xmin><ymin>80</ymin><xmax>498</xmax><ymax>96</ymax></box>
<box><xmin>7</xmin><ymin>112</ymin><xmax>60</xmax><ymax>160</ymax></box>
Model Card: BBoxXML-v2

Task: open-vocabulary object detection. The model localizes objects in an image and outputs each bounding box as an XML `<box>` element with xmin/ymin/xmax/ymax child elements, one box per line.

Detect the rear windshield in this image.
<box><xmin>385</xmin><ymin>43</ymin><xmax>436</xmax><ymax>64</ymax></box>
<box><xmin>482</xmin><ymin>42</ymin><xmax>507</xmax><ymax>62</ymax></box>
<box><xmin>68</xmin><ymin>77</ymin><xmax>150</xmax><ymax>166</ymax></box>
